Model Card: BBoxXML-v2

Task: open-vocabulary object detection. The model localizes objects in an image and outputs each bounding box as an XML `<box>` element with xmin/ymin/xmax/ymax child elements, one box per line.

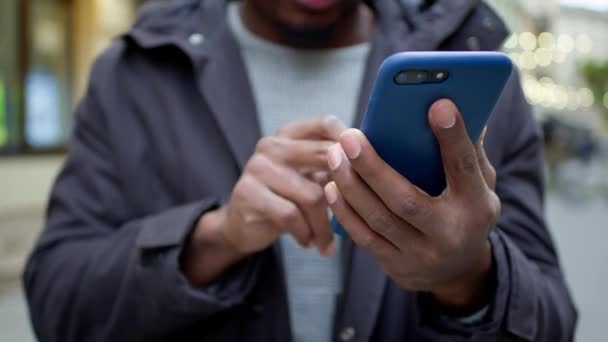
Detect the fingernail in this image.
<box><xmin>327</xmin><ymin>144</ymin><xmax>343</xmax><ymax>171</ymax></box>
<box><xmin>324</xmin><ymin>115</ymin><xmax>347</xmax><ymax>137</ymax></box>
<box><xmin>322</xmin><ymin>240</ymin><xmax>337</xmax><ymax>256</ymax></box>
<box><xmin>433</xmin><ymin>100</ymin><xmax>456</xmax><ymax>129</ymax></box>
<box><xmin>480</xmin><ymin>126</ymin><xmax>488</xmax><ymax>146</ymax></box>
<box><xmin>312</xmin><ymin>171</ymin><xmax>330</xmax><ymax>185</ymax></box>
<box><xmin>340</xmin><ymin>132</ymin><xmax>361</xmax><ymax>159</ymax></box>
<box><xmin>324</xmin><ymin>182</ymin><xmax>338</xmax><ymax>205</ymax></box>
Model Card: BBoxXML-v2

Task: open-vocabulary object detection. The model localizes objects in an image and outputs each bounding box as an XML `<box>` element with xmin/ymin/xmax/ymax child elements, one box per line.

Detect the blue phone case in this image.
<box><xmin>332</xmin><ymin>52</ymin><xmax>513</xmax><ymax>236</ymax></box>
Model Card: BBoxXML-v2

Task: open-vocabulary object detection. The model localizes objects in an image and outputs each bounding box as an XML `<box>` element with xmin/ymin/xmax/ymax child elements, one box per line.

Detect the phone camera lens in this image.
<box><xmin>415</xmin><ymin>71</ymin><xmax>428</xmax><ymax>83</ymax></box>
<box><xmin>394</xmin><ymin>70</ymin><xmax>429</xmax><ymax>84</ymax></box>
<box><xmin>395</xmin><ymin>71</ymin><xmax>409</xmax><ymax>84</ymax></box>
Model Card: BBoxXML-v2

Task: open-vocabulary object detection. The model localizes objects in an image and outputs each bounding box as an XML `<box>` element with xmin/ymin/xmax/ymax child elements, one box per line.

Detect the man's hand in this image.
<box><xmin>183</xmin><ymin>116</ymin><xmax>346</xmax><ymax>286</ymax></box>
<box><xmin>324</xmin><ymin>99</ymin><xmax>500</xmax><ymax>310</ymax></box>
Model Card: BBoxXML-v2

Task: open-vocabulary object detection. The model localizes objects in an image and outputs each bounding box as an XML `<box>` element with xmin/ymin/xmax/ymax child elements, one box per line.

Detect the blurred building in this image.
<box><xmin>0</xmin><ymin>0</ymin><xmax>147</xmax><ymax>155</ymax></box>
<box><xmin>0</xmin><ymin>0</ymin><xmax>150</xmax><ymax>283</ymax></box>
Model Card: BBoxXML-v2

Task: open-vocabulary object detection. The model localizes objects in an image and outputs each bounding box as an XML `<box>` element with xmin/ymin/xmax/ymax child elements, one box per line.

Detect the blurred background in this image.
<box><xmin>0</xmin><ymin>0</ymin><xmax>607</xmax><ymax>340</ymax></box>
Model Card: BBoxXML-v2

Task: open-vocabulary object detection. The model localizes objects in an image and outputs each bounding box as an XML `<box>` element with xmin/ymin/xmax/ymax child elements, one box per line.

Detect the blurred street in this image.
<box><xmin>0</xmin><ymin>283</ymin><xmax>34</xmax><ymax>342</ymax></box>
<box><xmin>1</xmin><ymin>194</ymin><xmax>607</xmax><ymax>341</ymax></box>
<box><xmin>547</xmin><ymin>196</ymin><xmax>608</xmax><ymax>341</ymax></box>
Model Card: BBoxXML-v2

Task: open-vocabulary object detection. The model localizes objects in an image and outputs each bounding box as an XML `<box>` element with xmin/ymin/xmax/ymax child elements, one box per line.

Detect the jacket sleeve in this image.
<box><xmin>417</xmin><ymin>72</ymin><xmax>578</xmax><ymax>341</ymax></box>
<box><xmin>22</xmin><ymin>50</ymin><xmax>261</xmax><ymax>342</ymax></box>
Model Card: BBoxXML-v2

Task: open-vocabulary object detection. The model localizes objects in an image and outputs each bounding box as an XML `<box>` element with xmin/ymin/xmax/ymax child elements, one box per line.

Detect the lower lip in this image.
<box><xmin>296</xmin><ymin>0</ymin><xmax>338</xmax><ymax>11</ymax></box>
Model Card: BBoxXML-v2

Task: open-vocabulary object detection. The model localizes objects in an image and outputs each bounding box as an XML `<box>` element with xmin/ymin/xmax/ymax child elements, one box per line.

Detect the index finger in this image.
<box><xmin>277</xmin><ymin>116</ymin><xmax>346</xmax><ymax>141</ymax></box>
<box><xmin>256</xmin><ymin>136</ymin><xmax>333</xmax><ymax>170</ymax></box>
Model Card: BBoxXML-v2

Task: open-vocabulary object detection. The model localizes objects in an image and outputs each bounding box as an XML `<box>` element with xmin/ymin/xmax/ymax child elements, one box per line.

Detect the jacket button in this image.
<box><xmin>339</xmin><ymin>327</ymin><xmax>356</xmax><ymax>341</ymax></box>
<box><xmin>483</xmin><ymin>17</ymin><xmax>496</xmax><ymax>31</ymax></box>
<box><xmin>188</xmin><ymin>33</ymin><xmax>205</xmax><ymax>46</ymax></box>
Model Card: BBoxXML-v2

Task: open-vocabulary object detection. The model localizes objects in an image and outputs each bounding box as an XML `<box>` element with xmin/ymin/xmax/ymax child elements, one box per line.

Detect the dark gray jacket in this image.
<box><xmin>23</xmin><ymin>0</ymin><xmax>577</xmax><ymax>341</ymax></box>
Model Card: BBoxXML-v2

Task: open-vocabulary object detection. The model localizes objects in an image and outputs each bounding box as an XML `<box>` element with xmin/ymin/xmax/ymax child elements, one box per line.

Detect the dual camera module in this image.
<box><xmin>394</xmin><ymin>70</ymin><xmax>449</xmax><ymax>85</ymax></box>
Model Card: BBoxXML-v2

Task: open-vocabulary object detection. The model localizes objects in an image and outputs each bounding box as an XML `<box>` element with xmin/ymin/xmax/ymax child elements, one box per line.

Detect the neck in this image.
<box><xmin>239</xmin><ymin>2</ymin><xmax>376</xmax><ymax>49</ymax></box>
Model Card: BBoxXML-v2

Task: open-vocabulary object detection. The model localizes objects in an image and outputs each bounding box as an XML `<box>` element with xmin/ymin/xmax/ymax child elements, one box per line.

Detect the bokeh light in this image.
<box><xmin>520</xmin><ymin>51</ymin><xmax>537</xmax><ymax>70</ymax></box>
<box><xmin>534</xmin><ymin>48</ymin><xmax>553</xmax><ymax>67</ymax></box>
<box><xmin>505</xmin><ymin>28</ymin><xmax>605</xmax><ymax>114</ymax></box>
<box><xmin>557</xmin><ymin>34</ymin><xmax>575</xmax><ymax>53</ymax></box>
<box><xmin>538</xmin><ymin>32</ymin><xmax>556</xmax><ymax>49</ymax></box>
<box><xmin>519</xmin><ymin>32</ymin><xmax>538</xmax><ymax>51</ymax></box>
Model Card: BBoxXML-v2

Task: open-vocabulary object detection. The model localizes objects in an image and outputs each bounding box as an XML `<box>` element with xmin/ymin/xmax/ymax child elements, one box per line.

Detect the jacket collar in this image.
<box><xmin>126</xmin><ymin>0</ymin><xmax>507</xmax><ymax>53</ymax></box>
<box><xmin>129</xmin><ymin>0</ymin><xmax>262</xmax><ymax>167</ymax></box>
<box><xmin>124</xmin><ymin>0</ymin><xmax>508</xmax><ymax>167</ymax></box>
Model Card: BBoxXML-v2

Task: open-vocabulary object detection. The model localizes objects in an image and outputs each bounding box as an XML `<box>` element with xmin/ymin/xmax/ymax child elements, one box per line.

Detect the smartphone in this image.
<box><xmin>332</xmin><ymin>51</ymin><xmax>513</xmax><ymax>236</ymax></box>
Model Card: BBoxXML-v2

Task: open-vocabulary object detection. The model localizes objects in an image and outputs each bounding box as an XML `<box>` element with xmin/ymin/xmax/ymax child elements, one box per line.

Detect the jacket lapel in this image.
<box><xmin>336</xmin><ymin>240</ymin><xmax>388</xmax><ymax>341</ymax></box>
<box><xmin>195</xmin><ymin>22</ymin><xmax>262</xmax><ymax>168</ymax></box>
<box><xmin>128</xmin><ymin>1</ymin><xmax>261</xmax><ymax>169</ymax></box>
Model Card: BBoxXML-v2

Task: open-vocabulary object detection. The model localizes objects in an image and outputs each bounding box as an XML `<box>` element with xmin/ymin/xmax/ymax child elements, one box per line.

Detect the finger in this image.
<box><xmin>309</xmin><ymin>171</ymin><xmax>331</xmax><ymax>186</ymax></box>
<box><xmin>428</xmin><ymin>99</ymin><xmax>486</xmax><ymax>197</ymax></box>
<box><xmin>277</xmin><ymin>116</ymin><xmax>347</xmax><ymax>141</ymax></box>
<box><xmin>327</xmin><ymin>144</ymin><xmax>422</xmax><ymax>247</ymax></box>
<box><xmin>475</xmin><ymin>127</ymin><xmax>497</xmax><ymax>190</ymax></box>
<box><xmin>337</xmin><ymin>129</ymin><xmax>438</xmax><ymax>231</ymax></box>
<box><xmin>256</xmin><ymin>136</ymin><xmax>333</xmax><ymax>170</ymax></box>
<box><xmin>324</xmin><ymin>181</ymin><xmax>399</xmax><ymax>259</ymax></box>
<box><xmin>244</xmin><ymin>175</ymin><xmax>312</xmax><ymax>247</ymax></box>
<box><xmin>247</xmin><ymin>155</ymin><xmax>334</xmax><ymax>253</ymax></box>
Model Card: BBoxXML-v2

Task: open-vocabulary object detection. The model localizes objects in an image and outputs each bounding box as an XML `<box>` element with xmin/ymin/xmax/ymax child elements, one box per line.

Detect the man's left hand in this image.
<box><xmin>325</xmin><ymin>99</ymin><xmax>500</xmax><ymax>311</ymax></box>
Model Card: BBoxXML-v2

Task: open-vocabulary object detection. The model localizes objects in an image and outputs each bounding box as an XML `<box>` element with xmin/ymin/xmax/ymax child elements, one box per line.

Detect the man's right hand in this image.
<box><xmin>182</xmin><ymin>116</ymin><xmax>346</xmax><ymax>286</ymax></box>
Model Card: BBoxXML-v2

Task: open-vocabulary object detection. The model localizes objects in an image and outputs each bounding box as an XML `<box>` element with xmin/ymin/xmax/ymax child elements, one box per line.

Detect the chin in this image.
<box><xmin>253</xmin><ymin>0</ymin><xmax>359</xmax><ymax>39</ymax></box>
<box><xmin>280</xmin><ymin>22</ymin><xmax>338</xmax><ymax>45</ymax></box>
